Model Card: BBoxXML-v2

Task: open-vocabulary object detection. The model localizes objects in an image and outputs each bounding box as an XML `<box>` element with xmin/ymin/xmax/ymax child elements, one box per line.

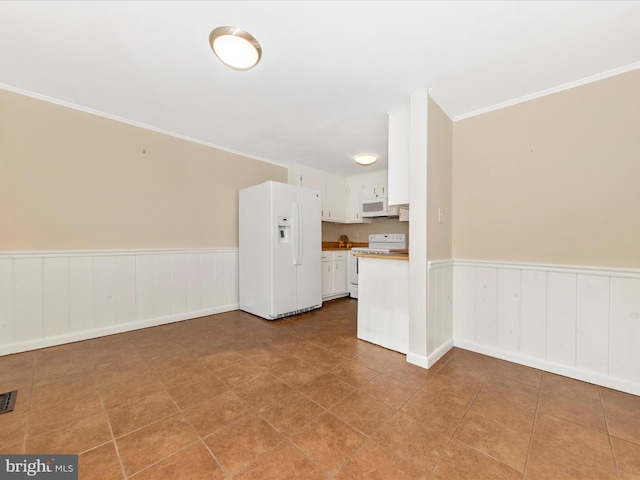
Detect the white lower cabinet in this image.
<box><xmin>321</xmin><ymin>251</ymin><xmax>349</xmax><ymax>300</ymax></box>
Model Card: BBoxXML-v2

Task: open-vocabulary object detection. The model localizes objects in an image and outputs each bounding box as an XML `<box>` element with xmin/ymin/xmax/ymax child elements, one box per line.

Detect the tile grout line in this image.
<box><xmin>89</xmin><ymin>349</ymin><xmax>128</xmax><ymax>480</ymax></box>
<box><xmin>521</xmin><ymin>369</ymin><xmax>544</xmax><ymax>477</ymax></box>
<box><xmin>599</xmin><ymin>386</ymin><xmax>622</xmax><ymax>480</ymax></box>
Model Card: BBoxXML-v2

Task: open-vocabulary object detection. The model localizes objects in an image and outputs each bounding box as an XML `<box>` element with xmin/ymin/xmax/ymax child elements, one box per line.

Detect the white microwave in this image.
<box><xmin>361</xmin><ymin>195</ymin><xmax>388</xmax><ymax>217</ymax></box>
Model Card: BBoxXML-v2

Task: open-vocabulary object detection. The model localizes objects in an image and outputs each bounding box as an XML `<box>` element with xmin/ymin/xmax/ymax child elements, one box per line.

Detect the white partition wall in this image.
<box><xmin>0</xmin><ymin>248</ymin><xmax>239</xmax><ymax>355</ymax></box>
<box><xmin>453</xmin><ymin>260</ymin><xmax>640</xmax><ymax>396</ymax></box>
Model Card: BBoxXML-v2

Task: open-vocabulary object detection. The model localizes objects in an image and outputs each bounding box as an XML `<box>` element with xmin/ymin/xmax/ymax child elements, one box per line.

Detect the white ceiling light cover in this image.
<box><xmin>210</xmin><ymin>26</ymin><xmax>262</xmax><ymax>70</ymax></box>
<box><xmin>354</xmin><ymin>153</ymin><xmax>378</xmax><ymax>165</ymax></box>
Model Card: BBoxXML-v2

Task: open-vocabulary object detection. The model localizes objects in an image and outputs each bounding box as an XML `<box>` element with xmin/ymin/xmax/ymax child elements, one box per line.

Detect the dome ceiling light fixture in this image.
<box><xmin>209</xmin><ymin>26</ymin><xmax>262</xmax><ymax>71</ymax></box>
<box><xmin>354</xmin><ymin>153</ymin><xmax>378</xmax><ymax>166</ymax></box>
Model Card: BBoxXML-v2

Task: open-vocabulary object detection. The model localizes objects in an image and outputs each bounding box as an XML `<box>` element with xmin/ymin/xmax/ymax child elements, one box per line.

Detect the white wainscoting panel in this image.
<box><xmin>425</xmin><ymin>260</ymin><xmax>454</xmax><ymax>367</ymax></box>
<box><xmin>0</xmin><ymin>248</ymin><xmax>239</xmax><ymax>356</ymax></box>
<box><xmin>454</xmin><ymin>260</ymin><xmax>640</xmax><ymax>396</ymax></box>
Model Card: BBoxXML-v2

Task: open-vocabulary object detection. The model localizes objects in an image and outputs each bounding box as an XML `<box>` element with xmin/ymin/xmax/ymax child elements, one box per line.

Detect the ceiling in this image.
<box><xmin>1</xmin><ymin>1</ymin><xmax>639</xmax><ymax>177</ymax></box>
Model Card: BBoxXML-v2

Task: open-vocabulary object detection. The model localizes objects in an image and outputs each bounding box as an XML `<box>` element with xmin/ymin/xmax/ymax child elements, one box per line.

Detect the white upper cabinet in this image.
<box><xmin>360</xmin><ymin>170</ymin><xmax>388</xmax><ymax>198</ymax></box>
<box><xmin>324</xmin><ymin>172</ymin><xmax>347</xmax><ymax>222</ymax></box>
<box><xmin>289</xmin><ymin>164</ymin><xmax>398</xmax><ymax>223</ymax></box>
<box><xmin>345</xmin><ymin>176</ymin><xmax>370</xmax><ymax>223</ymax></box>
<box><xmin>288</xmin><ymin>164</ymin><xmax>346</xmax><ymax>223</ymax></box>
<box><xmin>387</xmin><ymin>105</ymin><xmax>410</xmax><ymax>206</ymax></box>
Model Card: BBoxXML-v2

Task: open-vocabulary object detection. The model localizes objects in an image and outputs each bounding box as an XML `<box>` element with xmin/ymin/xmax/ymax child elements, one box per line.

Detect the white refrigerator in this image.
<box><xmin>239</xmin><ymin>181</ymin><xmax>322</xmax><ymax>320</ymax></box>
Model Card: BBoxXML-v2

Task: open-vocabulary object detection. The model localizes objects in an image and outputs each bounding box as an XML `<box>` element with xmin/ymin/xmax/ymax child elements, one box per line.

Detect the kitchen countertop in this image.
<box><xmin>321</xmin><ymin>241</ymin><xmax>368</xmax><ymax>251</ymax></box>
<box><xmin>354</xmin><ymin>252</ymin><xmax>409</xmax><ymax>260</ymax></box>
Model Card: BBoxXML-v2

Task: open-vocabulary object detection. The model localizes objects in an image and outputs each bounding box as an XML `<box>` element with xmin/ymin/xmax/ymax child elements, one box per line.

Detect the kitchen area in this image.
<box><xmin>289</xmin><ymin>163</ymin><xmax>411</xmax><ymax>355</ymax></box>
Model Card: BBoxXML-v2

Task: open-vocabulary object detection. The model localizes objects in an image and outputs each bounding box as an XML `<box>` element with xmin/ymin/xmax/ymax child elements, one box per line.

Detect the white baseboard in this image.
<box><xmin>0</xmin><ymin>304</ymin><xmax>238</xmax><ymax>356</ymax></box>
<box><xmin>454</xmin><ymin>338</ymin><xmax>640</xmax><ymax>396</ymax></box>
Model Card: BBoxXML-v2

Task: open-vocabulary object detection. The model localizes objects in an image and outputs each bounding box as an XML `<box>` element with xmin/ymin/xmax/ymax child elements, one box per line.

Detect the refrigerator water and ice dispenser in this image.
<box><xmin>277</xmin><ymin>216</ymin><xmax>291</xmax><ymax>243</ymax></box>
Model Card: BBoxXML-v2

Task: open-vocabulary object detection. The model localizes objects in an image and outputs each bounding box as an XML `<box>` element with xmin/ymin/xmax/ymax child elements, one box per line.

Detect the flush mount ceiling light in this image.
<box><xmin>354</xmin><ymin>153</ymin><xmax>378</xmax><ymax>165</ymax></box>
<box><xmin>209</xmin><ymin>26</ymin><xmax>262</xmax><ymax>71</ymax></box>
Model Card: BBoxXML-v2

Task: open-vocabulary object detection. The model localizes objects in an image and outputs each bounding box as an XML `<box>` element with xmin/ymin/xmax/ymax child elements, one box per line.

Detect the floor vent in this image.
<box><xmin>0</xmin><ymin>390</ymin><xmax>18</xmax><ymax>414</ymax></box>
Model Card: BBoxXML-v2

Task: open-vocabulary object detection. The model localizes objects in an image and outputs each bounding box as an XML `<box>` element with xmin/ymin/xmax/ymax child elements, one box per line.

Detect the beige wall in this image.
<box><xmin>322</xmin><ymin>218</ymin><xmax>409</xmax><ymax>245</ymax></box>
<box><xmin>0</xmin><ymin>89</ymin><xmax>286</xmax><ymax>251</ymax></box>
<box><xmin>427</xmin><ymin>96</ymin><xmax>453</xmax><ymax>261</ymax></box>
<box><xmin>452</xmin><ymin>68</ymin><xmax>640</xmax><ymax>268</ymax></box>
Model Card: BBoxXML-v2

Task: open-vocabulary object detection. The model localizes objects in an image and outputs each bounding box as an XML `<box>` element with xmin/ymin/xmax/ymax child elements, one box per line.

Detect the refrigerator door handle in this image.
<box><xmin>293</xmin><ymin>202</ymin><xmax>303</xmax><ymax>265</ymax></box>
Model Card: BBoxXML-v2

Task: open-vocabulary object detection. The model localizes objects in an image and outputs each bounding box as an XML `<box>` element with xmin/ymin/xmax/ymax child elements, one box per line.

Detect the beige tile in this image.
<box><xmin>0</xmin><ymin>412</ymin><xmax>28</xmax><ymax>451</ymax></box>
<box><xmin>430</xmin><ymin>439</ymin><xmax>523</xmax><ymax>480</ymax></box>
<box><xmin>165</xmin><ymin>373</ymin><xmax>229</xmax><ymax>410</ymax></box>
<box><xmin>107</xmin><ymin>390</ymin><xmax>180</xmax><ymax>438</ymax></box>
<box><xmin>204</xmin><ymin>414</ymin><xmax>284</xmax><ymax>475</ymax></box>
<box><xmin>482</xmin><ymin>372</ymin><xmax>540</xmax><ymax>409</ymax></box>
<box><xmin>436</xmin><ymin>356</ymin><xmax>491</xmax><ymax>383</ymax></box>
<box><xmin>540</xmin><ymin>373</ymin><xmax>601</xmax><ymax>405</ymax></box>
<box><xmin>526</xmin><ymin>438</ymin><xmax>616</xmax><ymax>480</ymax></box>
<box><xmin>605</xmin><ymin>409</ymin><xmax>640</xmax><ymax>445</ymax></box>
<box><xmin>30</xmin><ymin>374</ymin><xmax>100</xmax><ymax>412</ymax></box>
<box><xmin>382</xmin><ymin>359</ymin><xmax>433</xmax><ymax>388</ymax></box>
<box><xmin>182</xmin><ymin>389</ymin><xmax>252</xmax><ymax>437</ymax></box>
<box><xmin>233</xmin><ymin>373</ymin><xmax>293</xmax><ymax>409</ymax></box>
<box><xmin>471</xmin><ymin>390</ymin><xmax>536</xmax><ymax>434</ymax></box>
<box><xmin>291</xmin><ymin>412</ymin><xmax>366</xmax><ymax>474</ymax></box>
<box><xmin>492</xmin><ymin>358</ymin><xmax>543</xmax><ymax>389</ymax></box>
<box><xmin>234</xmin><ymin>440</ymin><xmax>327</xmax><ymax>480</ymax></box>
<box><xmin>130</xmin><ymin>442</ymin><xmax>225</xmax><ymax>480</ymax></box>
<box><xmin>269</xmin><ymin>359</ymin><xmax>324</xmax><ymax>389</ymax></box>
<box><xmin>215</xmin><ymin>359</ymin><xmax>268</xmax><ymax>387</ymax></box>
<box><xmin>532</xmin><ymin>413</ymin><xmax>615</xmax><ymax>467</ymax></box>
<box><xmin>98</xmin><ymin>372</ymin><xmax>165</xmax><ymax>409</ymax></box>
<box><xmin>116</xmin><ymin>413</ymin><xmax>200</xmax><ymax>476</ymax></box>
<box><xmin>401</xmin><ymin>390</ymin><xmax>467</xmax><ymax>436</ymax></box>
<box><xmin>455</xmin><ymin>413</ymin><xmax>531</xmax><ymax>471</ymax></box>
<box><xmin>360</xmin><ymin>374</ymin><xmax>417</xmax><ymax>409</ymax></box>
<box><xmin>154</xmin><ymin>364</ymin><xmax>214</xmax><ymax>391</ymax></box>
<box><xmin>258</xmin><ymin>390</ymin><xmax>325</xmax><ymax>436</ymax></box>
<box><xmin>295</xmin><ymin>346</ymin><xmax>343</xmax><ymax>372</ymax></box>
<box><xmin>1</xmin><ymin>441</ymin><xmax>26</xmax><ymax>454</ymax></box>
<box><xmin>600</xmin><ymin>387</ymin><xmax>640</xmax><ymax>420</ymax></box>
<box><xmin>92</xmin><ymin>359</ymin><xmax>152</xmax><ymax>388</ymax></box>
<box><xmin>422</xmin><ymin>372</ymin><xmax>482</xmax><ymax>408</ymax></box>
<box><xmin>334</xmin><ymin>440</ymin><xmax>424</xmax><ymax>480</ymax></box>
<box><xmin>199</xmin><ymin>349</ymin><xmax>247</xmax><ymax>372</ymax></box>
<box><xmin>27</xmin><ymin>410</ymin><xmax>112</xmax><ymax>454</ymax></box>
<box><xmin>78</xmin><ymin>442</ymin><xmax>125</xmax><ymax>480</ymax></box>
<box><xmin>538</xmin><ymin>391</ymin><xmax>607</xmax><ymax>432</ymax></box>
<box><xmin>329</xmin><ymin>359</ymin><xmax>378</xmax><ymax>387</ymax></box>
<box><xmin>298</xmin><ymin>373</ymin><xmax>355</xmax><ymax>408</ymax></box>
<box><xmin>354</xmin><ymin>347</ymin><xmax>405</xmax><ymax>373</ymax></box>
<box><xmin>611</xmin><ymin>437</ymin><xmax>640</xmax><ymax>480</ymax></box>
<box><xmin>330</xmin><ymin>390</ymin><xmax>395</xmax><ymax>436</ymax></box>
<box><xmin>28</xmin><ymin>396</ymin><xmax>105</xmax><ymax>436</ymax></box>
<box><xmin>372</xmin><ymin>411</ymin><xmax>450</xmax><ymax>474</ymax></box>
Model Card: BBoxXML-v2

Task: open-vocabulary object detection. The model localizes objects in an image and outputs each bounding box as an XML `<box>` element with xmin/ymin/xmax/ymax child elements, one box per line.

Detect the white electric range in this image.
<box><xmin>349</xmin><ymin>233</ymin><xmax>407</xmax><ymax>298</ymax></box>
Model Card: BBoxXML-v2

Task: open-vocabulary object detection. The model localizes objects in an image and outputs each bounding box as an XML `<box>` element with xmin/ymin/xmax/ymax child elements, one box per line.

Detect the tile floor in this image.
<box><xmin>1</xmin><ymin>297</ymin><xmax>639</xmax><ymax>479</ymax></box>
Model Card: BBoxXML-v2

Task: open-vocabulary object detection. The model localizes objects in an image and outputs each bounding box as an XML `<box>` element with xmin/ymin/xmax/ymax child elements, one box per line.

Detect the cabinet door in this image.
<box><xmin>345</xmin><ymin>181</ymin><xmax>361</xmax><ymax>223</ymax></box>
<box><xmin>324</xmin><ymin>174</ymin><xmax>346</xmax><ymax>222</ymax></box>
<box><xmin>333</xmin><ymin>259</ymin><xmax>348</xmax><ymax>294</ymax></box>
<box><xmin>322</xmin><ymin>260</ymin><xmax>333</xmax><ymax>297</ymax></box>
